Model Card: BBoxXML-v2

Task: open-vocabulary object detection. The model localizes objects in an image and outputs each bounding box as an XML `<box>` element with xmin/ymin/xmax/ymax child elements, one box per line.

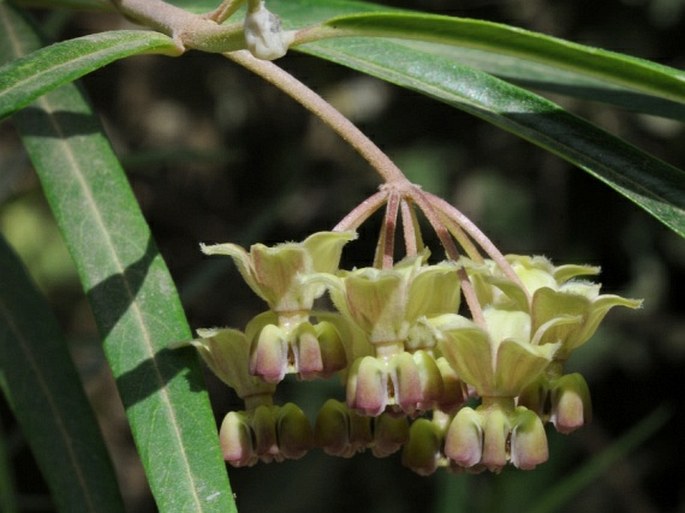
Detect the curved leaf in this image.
<box><xmin>0</xmin><ymin>5</ymin><xmax>236</xmax><ymax>512</ymax></box>
<box><xmin>0</xmin><ymin>25</ymin><xmax>179</xmax><ymax>120</ymax></box>
<box><xmin>295</xmin><ymin>37</ymin><xmax>685</xmax><ymax>236</ymax></box>
<box><xmin>305</xmin><ymin>11</ymin><xmax>685</xmax><ymax>106</ymax></box>
<box><xmin>0</xmin><ymin>237</ymin><xmax>126</xmax><ymax>513</ymax></box>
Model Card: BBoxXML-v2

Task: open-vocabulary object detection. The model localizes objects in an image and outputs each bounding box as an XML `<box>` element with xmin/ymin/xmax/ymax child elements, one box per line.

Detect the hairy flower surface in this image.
<box><xmin>201</xmin><ymin>231</ymin><xmax>356</xmax><ymax>315</ymax></box>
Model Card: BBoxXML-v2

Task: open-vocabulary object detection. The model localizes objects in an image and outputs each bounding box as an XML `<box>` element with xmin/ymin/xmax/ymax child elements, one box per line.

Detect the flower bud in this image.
<box><xmin>249</xmin><ymin>323</ymin><xmax>288</xmax><ymax>383</ymax></box>
<box><xmin>293</xmin><ymin>323</ymin><xmax>325</xmax><ymax>379</ymax></box>
<box><xmin>480</xmin><ymin>406</ymin><xmax>510</xmax><ymax>472</ymax></box>
<box><xmin>315</xmin><ymin>400</ymin><xmax>372</xmax><ymax>457</ymax></box>
<box><xmin>372</xmin><ymin>413</ymin><xmax>409</xmax><ymax>458</ymax></box>
<box><xmin>276</xmin><ymin>403</ymin><xmax>314</xmax><ymax>460</ymax></box>
<box><xmin>444</xmin><ymin>406</ymin><xmax>483</xmax><ymax>469</ymax></box>
<box><xmin>315</xmin><ymin>321</ymin><xmax>348</xmax><ymax>376</ymax></box>
<box><xmin>219</xmin><ymin>411</ymin><xmax>257</xmax><ymax>467</ymax></box>
<box><xmin>251</xmin><ymin>404</ymin><xmax>279</xmax><ymax>462</ymax></box>
<box><xmin>510</xmin><ymin>408</ymin><xmax>548</xmax><ymax>470</ymax></box>
<box><xmin>390</xmin><ymin>350</ymin><xmax>443</xmax><ymax>415</ymax></box>
<box><xmin>346</xmin><ymin>356</ymin><xmax>388</xmax><ymax>416</ymax></box>
<box><xmin>402</xmin><ymin>418</ymin><xmax>443</xmax><ymax>476</ymax></box>
<box><xmin>551</xmin><ymin>373</ymin><xmax>592</xmax><ymax>434</ymax></box>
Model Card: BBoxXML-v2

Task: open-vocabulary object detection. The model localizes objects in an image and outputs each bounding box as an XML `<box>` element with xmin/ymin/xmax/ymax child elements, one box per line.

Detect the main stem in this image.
<box><xmin>225</xmin><ymin>50</ymin><xmax>411</xmax><ymax>186</ymax></box>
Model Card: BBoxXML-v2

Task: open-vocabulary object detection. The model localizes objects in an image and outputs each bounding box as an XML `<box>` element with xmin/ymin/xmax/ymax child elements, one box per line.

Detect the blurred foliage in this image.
<box><xmin>1</xmin><ymin>0</ymin><xmax>684</xmax><ymax>512</ymax></box>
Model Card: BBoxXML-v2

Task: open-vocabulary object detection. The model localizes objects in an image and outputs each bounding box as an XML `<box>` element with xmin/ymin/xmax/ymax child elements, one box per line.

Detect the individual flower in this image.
<box><xmin>312</xmin><ymin>253</ymin><xmax>463</xmax><ymax>415</ymax></box>
<box><xmin>201</xmin><ymin>231</ymin><xmax>356</xmax><ymax>383</ymax></box>
<box><xmin>244</xmin><ymin>311</ymin><xmax>348</xmax><ymax>383</ymax></box>
<box><xmin>438</xmin><ymin>311</ymin><xmax>560</xmax><ymax>399</ymax></box>
<box><xmin>437</xmin><ymin>307</ymin><xmax>559</xmax><ymax>471</ymax></box>
<box><xmin>325</xmin><ymin>253</ymin><xmax>460</xmax><ymax>350</ymax></box>
<box><xmin>189</xmin><ymin>328</ymin><xmax>313</xmax><ymax>466</ymax></box>
<box><xmin>444</xmin><ymin>400</ymin><xmax>548</xmax><ymax>472</ymax></box>
<box><xmin>465</xmin><ymin>254</ymin><xmax>640</xmax><ymax>433</ymax></box>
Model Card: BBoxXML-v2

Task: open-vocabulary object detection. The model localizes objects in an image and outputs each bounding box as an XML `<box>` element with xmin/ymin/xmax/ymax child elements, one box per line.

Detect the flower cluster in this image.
<box><xmin>187</xmin><ymin>231</ymin><xmax>640</xmax><ymax>474</ymax></box>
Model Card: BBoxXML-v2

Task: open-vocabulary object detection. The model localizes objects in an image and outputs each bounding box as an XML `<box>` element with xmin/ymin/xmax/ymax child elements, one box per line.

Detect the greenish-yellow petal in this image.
<box><xmin>493</xmin><ymin>339</ymin><xmax>558</xmax><ymax>396</ymax></box>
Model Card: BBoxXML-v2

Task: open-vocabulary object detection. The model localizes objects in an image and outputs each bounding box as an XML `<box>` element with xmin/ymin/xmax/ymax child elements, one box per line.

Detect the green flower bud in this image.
<box><xmin>372</xmin><ymin>413</ymin><xmax>409</xmax><ymax>458</ymax></box>
<box><xmin>201</xmin><ymin>231</ymin><xmax>356</xmax><ymax>315</ymax></box>
<box><xmin>402</xmin><ymin>418</ymin><xmax>444</xmax><ymax>476</ymax></box>
<box><xmin>510</xmin><ymin>407</ymin><xmax>549</xmax><ymax>470</ymax></box>
<box><xmin>315</xmin><ymin>399</ymin><xmax>372</xmax><ymax>457</ymax></box>
<box><xmin>275</xmin><ymin>403</ymin><xmax>314</xmax><ymax>460</ymax></box>
<box><xmin>220</xmin><ymin>403</ymin><xmax>313</xmax><ymax>467</ymax></box>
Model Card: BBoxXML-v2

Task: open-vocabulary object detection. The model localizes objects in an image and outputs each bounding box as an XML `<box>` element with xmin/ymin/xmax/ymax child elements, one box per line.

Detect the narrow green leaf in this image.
<box><xmin>267</xmin><ymin>0</ymin><xmax>685</xmax><ymax>119</ymax></box>
<box><xmin>307</xmin><ymin>11</ymin><xmax>685</xmax><ymax>105</ymax></box>
<box><xmin>296</xmin><ymin>37</ymin><xmax>685</xmax><ymax>236</ymax></box>
<box><xmin>0</xmin><ymin>22</ymin><xmax>179</xmax><ymax>120</ymax></box>
<box><xmin>527</xmin><ymin>406</ymin><xmax>670</xmax><ymax>513</ymax></box>
<box><xmin>0</xmin><ymin>237</ymin><xmax>126</xmax><ymax>513</ymax></box>
<box><xmin>0</xmin><ymin>5</ymin><xmax>237</xmax><ymax>512</ymax></box>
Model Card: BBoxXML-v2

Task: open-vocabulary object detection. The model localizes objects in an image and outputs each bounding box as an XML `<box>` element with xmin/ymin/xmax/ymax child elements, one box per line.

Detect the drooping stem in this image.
<box><xmin>333</xmin><ymin>190</ymin><xmax>388</xmax><ymax>231</ymax></box>
<box><xmin>409</xmin><ymin>188</ymin><xmax>485</xmax><ymax>326</ymax></box>
<box><xmin>427</xmin><ymin>192</ymin><xmax>528</xmax><ymax>299</ymax></box>
<box><xmin>374</xmin><ymin>188</ymin><xmax>401</xmax><ymax>269</ymax></box>
<box><xmin>400</xmin><ymin>199</ymin><xmax>421</xmax><ymax>257</ymax></box>
<box><xmin>225</xmin><ymin>50</ymin><xmax>411</xmax><ymax>185</ymax></box>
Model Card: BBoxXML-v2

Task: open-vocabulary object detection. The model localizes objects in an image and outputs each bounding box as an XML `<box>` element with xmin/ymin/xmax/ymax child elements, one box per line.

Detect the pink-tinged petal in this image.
<box><xmin>249</xmin><ymin>324</ymin><xmax>288</xmax><ymax>384</ymax></box>
<box><xmin>294</xmin><ymin>324</ymin><xmax>324</xmax><ymax>379</ymax></box>
<box><xmin>551</xmin><ymin>373</ymin><xmax>592</xmax><ymax>434</ymax></box>
<box><xmin>480</xmin><ymin>407</ymin><xmax>510</xmax><ymax>472</ymax></box>
<box><xmin>219</xmin><ymin>411</ymin><xmax>256</xmax><ymax>467</ymax></box>
<box><xmin>444</xmin><ymin>407</ymin><xmax>483</xmax><ymax>468</ymax></box>
<box><xmin>510</xmin><ymin>408</ymin><xmax>549</xmax><ymax>469</ymax></box>
<box><xmin>347</xmin><ymin>356</ymin><xmax>388</xmax><ymax>416</ymax></box>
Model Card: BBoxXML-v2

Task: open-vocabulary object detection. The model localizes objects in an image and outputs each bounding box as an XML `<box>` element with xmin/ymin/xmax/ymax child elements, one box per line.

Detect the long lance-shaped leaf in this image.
<box><xmin>0</xmin><ymin>27</ymin><xmax>179</xmax><ymax>120</ymax></box>
<box><xmin>0</xmin><ymin>5</ymin><xmax>237</xmax><ymax>512</ymax></box>
<box><xmin>0</xmin><ymin>237</ymin><xmax>125</xmax><ymax>513</ymax></box>
<box><xmin>293</xmin><ymin>37</ymin><xmax>685</xmax><ymax>236</ymax></box>
<box><xmin>164</xmin><ymin>0</ymin><xmax>685</xmax><ymax>117</ymax></box>
<box><xmin>298</xmin><ymin>11</ymin><xmax>685</xmax><ymax>105</ymax></box>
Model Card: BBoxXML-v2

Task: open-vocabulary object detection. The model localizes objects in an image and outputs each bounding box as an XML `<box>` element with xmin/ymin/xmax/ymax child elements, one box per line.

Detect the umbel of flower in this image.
<box><xmin>438</xmin><ymin>311</ymin><xmax>559</xmax><ymax>471</ymax></box>
<box><xmin>189</xmin><ymin>328</ymin><xmax>313</xmax><ymax>466</ymax></box>
<box><xmin>315</xmin><ymin>253</ymin><xmax>464</xmax><ymax>415</ymax></box>
<box><xmin>466</xmin><ymin>255</ymin><xmax>641</xmax><ymax>433</ymax></box>
<box><xmin>200</xmin><ymin>231</ymin><xmax>356</xmax><ymax>383</ymax></box>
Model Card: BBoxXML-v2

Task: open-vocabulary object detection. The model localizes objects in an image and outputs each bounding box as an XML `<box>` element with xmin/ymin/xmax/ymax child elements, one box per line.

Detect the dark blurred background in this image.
<box><xmin>1</xmin><ymin>0</ymin><xmax>684</xmax><ymax>511</ymax></box>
